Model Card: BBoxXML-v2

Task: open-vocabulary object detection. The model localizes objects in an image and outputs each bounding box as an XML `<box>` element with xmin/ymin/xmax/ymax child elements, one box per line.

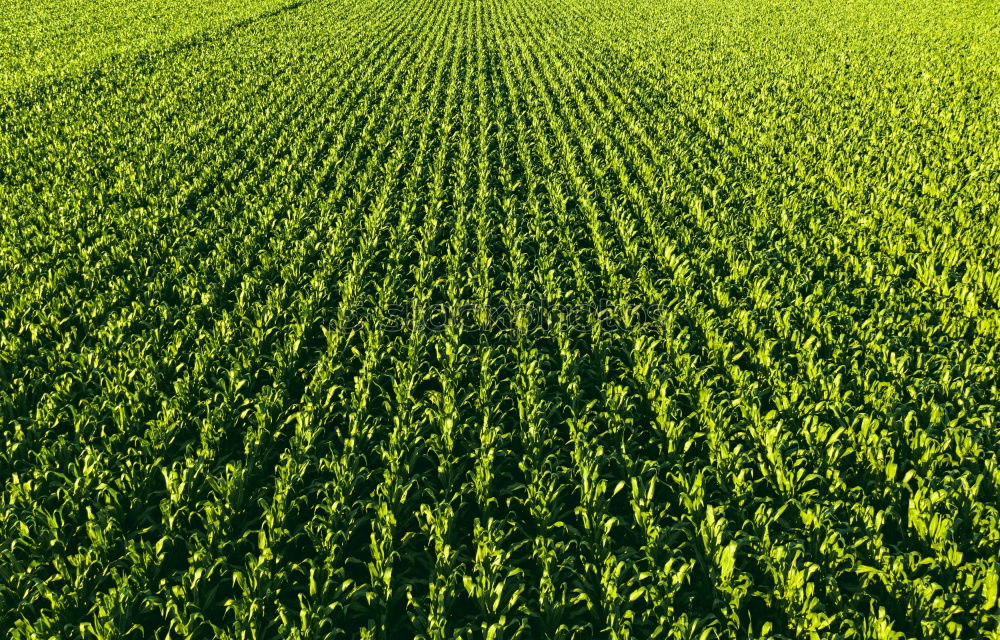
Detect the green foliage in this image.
<box><xmin>1</xmin><ymin>0</ymin><xmax>999</xmax><ymax>638</ymax></box>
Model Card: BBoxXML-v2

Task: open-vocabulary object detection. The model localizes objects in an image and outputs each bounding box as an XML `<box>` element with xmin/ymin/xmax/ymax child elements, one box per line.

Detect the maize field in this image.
<box><xmin>2</xmin><ymin>0</ymin><xmax>999</xmax><ymax>637</ymax></box>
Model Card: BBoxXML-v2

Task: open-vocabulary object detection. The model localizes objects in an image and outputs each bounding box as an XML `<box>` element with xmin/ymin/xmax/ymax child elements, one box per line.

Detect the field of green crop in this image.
<box><xmin>2</xmin><ymin>0</ymin><xmax>1000</xmax><ymax>637</ymax></box>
